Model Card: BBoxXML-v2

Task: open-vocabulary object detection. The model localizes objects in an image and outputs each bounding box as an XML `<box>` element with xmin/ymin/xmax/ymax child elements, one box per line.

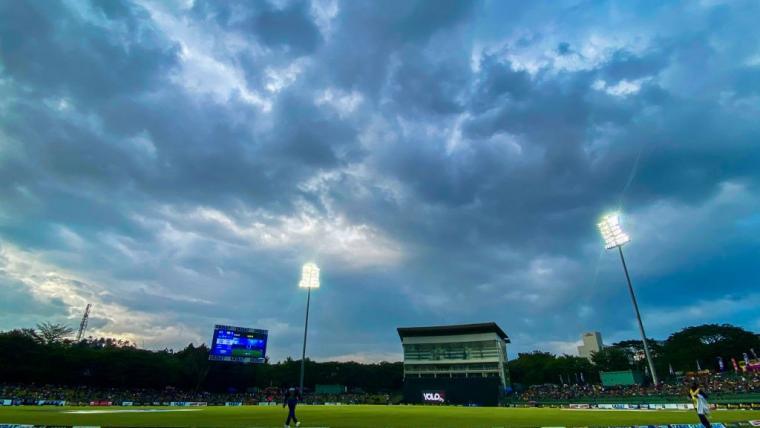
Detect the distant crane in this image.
<box><xmin>76</xmin><ymin>304</ymin><xmax>92</xmax><ymax>341</ymax></box>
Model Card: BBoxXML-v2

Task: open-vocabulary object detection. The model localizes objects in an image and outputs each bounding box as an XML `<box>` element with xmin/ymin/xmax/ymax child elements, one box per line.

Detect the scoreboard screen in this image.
<box><xmin>209</xmin><ymin>325</ymin><xmax>268</xmax><ymax>364</ymax></box>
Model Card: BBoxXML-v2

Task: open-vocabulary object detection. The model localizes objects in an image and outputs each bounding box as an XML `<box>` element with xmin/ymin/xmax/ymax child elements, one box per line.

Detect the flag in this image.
<box><xmin>669</xmin><ymin>363</ymin><xmax>675</xmax><ymax>376</ymax></box>
<box><xmin>696</xmin><ymin>360</ymin><xmax>702</xmax><ymax>371</ymax></box>
<box><xmin>732</xmin><ymin>357</ymin><xmax>739</xmax><ymax>372</ymax></box>
<box><xmin>718</xmin><ymin>357</ymin><xmax>725</xmax><ymax>372</ymax></box>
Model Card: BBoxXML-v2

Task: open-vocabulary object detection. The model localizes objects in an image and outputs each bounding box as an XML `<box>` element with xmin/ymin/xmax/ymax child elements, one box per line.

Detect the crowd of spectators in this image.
<box><xmin>0</xmin><ymin>384</ymin><xmax>393</xmax><ymax>406</ymax></box>
<box><xmin>3</xmin><ymin>372</ymin><xmax>758</xmax><ymax>406</ymax></box>
<box><xmin>519</xmin><ymin>372</ymin><xmax>760</xmax><ymax>402</ymax></box>
<box><xmin>696</xmin><ymin>371</ymin><xmax>760</xmax><ymax>394</ymax></box>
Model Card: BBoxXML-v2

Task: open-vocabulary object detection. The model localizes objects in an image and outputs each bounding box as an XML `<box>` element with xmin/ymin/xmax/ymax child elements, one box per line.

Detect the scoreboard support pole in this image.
<box><xmin>299</xmin><ymin>286</ymin><xmax>312</xmax><ymax>393</ymax></box>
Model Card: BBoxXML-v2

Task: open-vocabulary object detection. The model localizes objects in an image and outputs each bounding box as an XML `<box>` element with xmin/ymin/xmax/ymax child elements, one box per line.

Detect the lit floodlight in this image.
<box><xmin>597</xmin><ymin>213</ymin><xmax>631</xmax><ymax>250</ymax></box>
<box><xmin>298</xmin><ymin>262</ymin><xmax>320</xmax><ymax>392</ymax></box>
<box><xmin>597</xmin><ymin>211</ymin><xmax>659</xmax><ymax>384</ymax></box>
<box><xmin>299</xmin><ymin>262</ymin><xmax>320</xmax><ymax>289</ymax></box>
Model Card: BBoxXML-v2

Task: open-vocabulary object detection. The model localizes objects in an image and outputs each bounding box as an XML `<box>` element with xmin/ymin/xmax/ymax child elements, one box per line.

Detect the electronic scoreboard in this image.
<box><xmin>209</xmin><ymin>325</ymin><xmax>268</xmax><ymax>364</ymax></box>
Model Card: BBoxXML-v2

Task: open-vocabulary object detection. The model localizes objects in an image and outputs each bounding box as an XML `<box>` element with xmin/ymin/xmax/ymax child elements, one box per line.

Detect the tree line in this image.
<box><xmin>0</xmin><ymin>323</ymin><xmax>757</xmax><ymax>392</ymax></box>
<box><xmin>508</xmin><ymin>324</ymin><xmax>759</xmax><ymax>389</ymax></box>
<box><xmin>0</xmin><ymin>328</ymin><xmax>402</xmax><ymax>393</ymax></box>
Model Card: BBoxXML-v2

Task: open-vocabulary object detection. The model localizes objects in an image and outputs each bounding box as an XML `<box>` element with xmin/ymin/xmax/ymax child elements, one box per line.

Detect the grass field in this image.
<box><xmin>0</xmin><ymin>405</ymin><xmax>757</xmax><ymax>427</ymax></box>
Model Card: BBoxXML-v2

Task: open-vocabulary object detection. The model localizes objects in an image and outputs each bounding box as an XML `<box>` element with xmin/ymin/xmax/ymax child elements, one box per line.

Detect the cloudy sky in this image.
<box><xmin>1</xmin><ymin>0</ymin><xmax>759</xmax><ymax>362</ymax></box>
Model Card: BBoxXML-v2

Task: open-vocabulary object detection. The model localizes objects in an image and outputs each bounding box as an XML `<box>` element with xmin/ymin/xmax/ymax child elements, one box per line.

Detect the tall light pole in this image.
<box><xmin>597</xmin><ymin>213</ymin><xmax>659</xmax><ymax>385</ymax></box>
<box><xmin>298</xmin><ymin>262</ymin><xmax>320</xmax><ymax>393</ymax></box>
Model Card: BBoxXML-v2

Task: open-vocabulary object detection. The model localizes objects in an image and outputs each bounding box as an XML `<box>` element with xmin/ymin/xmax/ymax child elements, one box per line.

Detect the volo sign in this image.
<box><xmin>422</xmin><ymin>391</ymin><xmax>446</xmax><ymax>403</ymax></box>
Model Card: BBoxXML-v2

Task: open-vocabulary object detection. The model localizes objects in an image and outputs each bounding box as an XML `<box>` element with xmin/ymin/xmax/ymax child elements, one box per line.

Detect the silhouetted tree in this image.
<box><xmin>508</xmin><ymin>352</ymin><xmax>597</xmax><ymax>387</ymax></box>
<box><xmin>35</xmin><ymin>322</ymin><xmax>74</xmax><ymax>344</ymax></box>
<box><xmin>661</xmin><ymin>324</ymin><xmax>760</xmax><ymax>372</ymax></box>
<box><xmin>1</xmin><ymin>323</ymin><xmax>757</xmax><ymax>391</ymax></box>
<box><xmin>591</xmin><ymin>347</ymin><xmax>631</xmax><ymax>372</ymax></box>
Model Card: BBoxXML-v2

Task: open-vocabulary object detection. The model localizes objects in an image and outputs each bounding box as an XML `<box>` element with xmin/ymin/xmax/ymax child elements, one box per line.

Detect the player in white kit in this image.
<box><xmin>689</xmin><ymin>380</ymin><xmax>711</xmax><ymax>428</ymax></box>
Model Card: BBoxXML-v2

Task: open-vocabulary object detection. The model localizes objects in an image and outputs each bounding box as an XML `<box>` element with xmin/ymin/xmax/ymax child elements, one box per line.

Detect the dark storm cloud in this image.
<box><xmin>469</xmin><ymin>54</ymin><xmax>533</xmax><ymax>111</ymax></box>
<box><xmin>599</xmin><ymin>48</ymin><xmax>670</xmax><ymax>82</ymax></box>
<box><xmin>0</xmin><ymin>0</ymin><xmax>178</xmax><ymax>105</ymax></box>
<box><xmin>315</xmin><ymin>0</ymin><xmax>478</xmax><ymax>97</ymax></box>
<box><xmin>0</xmin><ymin>275</ymin><xmax>68</xmax><ymax>323</ymax></box>
<box><xmin>191</xmin><ymin>0</ymin><xmax>322</xmax><ymax>54</ymax></box>
<box><xmin>1</xmin><ymin>0</ymin><xmax>759</xmax><ymax>359</ymax></box>
<box><xmin>266</xmin><ymin>91</ymin><xmax>361</xmax><ymax>168</ymax></box>
<box><xmin>387</xmin><ymin>49</ymin><xmax>469</xmax><ymax>116</ymax></box>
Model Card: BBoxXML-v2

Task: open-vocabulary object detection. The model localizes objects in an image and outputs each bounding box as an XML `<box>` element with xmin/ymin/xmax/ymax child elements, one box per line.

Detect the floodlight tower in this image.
<box><xmin>298</xmin><ymin>262</ymin><xmax>320</xmax><ymax>393</ymax></box>
<box><xmin>76</xmin><ymin>303</ymin><xmax>92</xmax><ymax>341</ymax></box>
<box><xmin>597</xmin><ymin>213</ymin><xmax>659</xmax><ymax>385</ymax></box>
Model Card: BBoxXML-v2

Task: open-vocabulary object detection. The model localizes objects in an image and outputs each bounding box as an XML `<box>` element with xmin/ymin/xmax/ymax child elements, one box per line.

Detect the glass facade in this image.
<box><xmin>403</xmin><ymin>340</ymin><xmax>502</xmax><ymax>361</ymax></box>
<box><xmin>402</xmin><ymin>339</ymin><xmax>509</xmax><ymax>386</ymax></box>
<box><xmin>398</xmin><ymin>324</ymin><xmax>511</xmax><ymax>389</ymax></box>
<box><xmin>404</xmin><ymin>363</ymin><xmax>500</xmax><ymax>372</ymax></box>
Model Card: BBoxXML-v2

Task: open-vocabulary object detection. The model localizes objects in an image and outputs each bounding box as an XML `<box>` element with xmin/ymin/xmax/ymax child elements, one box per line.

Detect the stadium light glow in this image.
<box><xmin>597</xmin><ymin>211</ymin><xmax>659</xmax><ymax>386</ymax></box>
<box><xmin>597</xmin><ymin>213</ymin><xmax>630</xmax><ymax>249</ymax></box>
<box><xmin>299</xmin><ymin>262</ymin><xmax>320</xmax><ymax>288</ymax></box>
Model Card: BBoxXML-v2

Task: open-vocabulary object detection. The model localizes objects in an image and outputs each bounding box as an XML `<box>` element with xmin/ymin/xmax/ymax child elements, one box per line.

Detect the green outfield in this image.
<box><xmin>0</xmin><ymin>405</ymin><xmax>757</xmax><ymax>427</ymax></box>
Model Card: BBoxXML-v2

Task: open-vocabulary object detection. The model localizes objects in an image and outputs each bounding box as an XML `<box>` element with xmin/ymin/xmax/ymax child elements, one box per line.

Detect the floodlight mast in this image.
<box><xmin>298</xmin><ymin>262</ymin><xmax>320</xmax><ymax>394</ymax></box>
<box><xmin>598</xmin><ymin>214</ymin><xmax>659</xmax><ymax>386</ymax></box>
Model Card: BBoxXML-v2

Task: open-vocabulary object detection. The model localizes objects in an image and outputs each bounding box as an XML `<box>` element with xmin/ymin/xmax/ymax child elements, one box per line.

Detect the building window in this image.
<box><xmin>404</xmin><ymin>341</ymin><xmax>502</xmax><ymax>362</ymax></box>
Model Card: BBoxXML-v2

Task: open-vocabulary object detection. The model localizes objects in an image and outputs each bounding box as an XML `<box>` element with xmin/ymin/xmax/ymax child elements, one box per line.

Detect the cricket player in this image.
<box><xmin>689</xmin><ymin>380</ymin><xmax>712</xmax><ymax>428</ymax></box>
<box><xmin>283</xmin><ymin>387</ymin><xmax>301</xmax><ymax>428</ymax></box>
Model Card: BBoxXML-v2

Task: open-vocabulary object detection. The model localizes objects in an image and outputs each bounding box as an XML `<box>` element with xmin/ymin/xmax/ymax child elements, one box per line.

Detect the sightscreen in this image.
<box><xmin>209</xmin><ymin>325</ymin><xmax>268</xmax><ymax>363</ymax></box>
